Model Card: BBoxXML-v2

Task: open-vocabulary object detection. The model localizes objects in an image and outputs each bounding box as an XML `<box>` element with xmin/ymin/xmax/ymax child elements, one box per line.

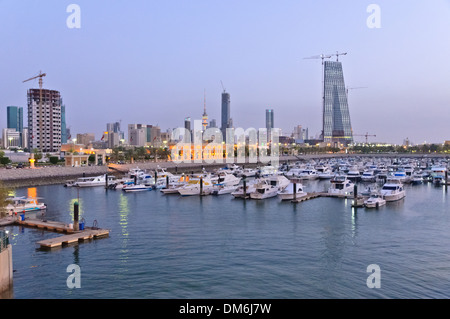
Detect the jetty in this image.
<box><xmin>291</xmin><ymin>191</ymin><xmax>367</xmax><ymax>207</ymax></box>
<box><xmin>0</xmin><ymin>216</ymin><xmax>109</xmax><ymax>249</ymax></box>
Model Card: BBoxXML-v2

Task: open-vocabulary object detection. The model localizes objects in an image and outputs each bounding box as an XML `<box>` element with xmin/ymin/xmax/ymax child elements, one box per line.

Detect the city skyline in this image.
<box><xmin>1</xmin><ymin>1</ymin><xmax>450</xmax><ymax>145</ymax></box>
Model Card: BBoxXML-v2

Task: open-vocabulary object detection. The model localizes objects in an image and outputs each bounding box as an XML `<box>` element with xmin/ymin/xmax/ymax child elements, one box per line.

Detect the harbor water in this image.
<box><xmin>3</xmin><ymin>179</ymin><xmax>450</xmax><ymax>299</ymax></box>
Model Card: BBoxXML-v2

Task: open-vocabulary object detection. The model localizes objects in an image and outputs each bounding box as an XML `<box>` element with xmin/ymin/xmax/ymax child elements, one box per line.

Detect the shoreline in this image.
<box><xmin>0</xmin><ymin>153</ymin><xmax>448</xmax><ymax>188</ymax></box>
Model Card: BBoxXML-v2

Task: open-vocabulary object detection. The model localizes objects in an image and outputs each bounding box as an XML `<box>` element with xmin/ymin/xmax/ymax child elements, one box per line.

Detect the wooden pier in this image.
<box><xmin>5</xmin><ymin>218</ymin><xmax>110</xmax><ymax>249</ymax></box>
<box><xmin>291</xmin><ymin>191</ymin><xmax>368</xmax><ymax>206</ymax></box>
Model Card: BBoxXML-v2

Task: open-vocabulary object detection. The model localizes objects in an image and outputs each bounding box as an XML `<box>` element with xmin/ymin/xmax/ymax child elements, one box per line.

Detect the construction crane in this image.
<box><xmin>331</xmin><ymin>51</ymin><xmax>347</xmax><ymax>61</ymax></box>
<box><xmin>354</xmin><ymin>132</ymin><xmax>376</xmax><ymax>144</ymax></box>
<box><xmin>23</xmin><ymin>71</ymin><xmax>46</xmax><ymax>146</ymax></box>
<box><xmin>346</xmin><ymin>86</ymin><xmax>367</xmax><ymax>95</ymax></box>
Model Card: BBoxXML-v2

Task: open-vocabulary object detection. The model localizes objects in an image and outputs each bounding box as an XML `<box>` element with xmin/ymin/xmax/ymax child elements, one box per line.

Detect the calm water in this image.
<box><xmin>3</xmin><ymin>179</ymin><xmax>450</xmax><ymax>299</ymax></box>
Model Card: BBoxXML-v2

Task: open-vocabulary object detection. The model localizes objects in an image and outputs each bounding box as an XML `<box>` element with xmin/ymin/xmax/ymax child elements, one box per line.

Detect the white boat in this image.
<box><xmin>318</xmin><ymin>169</ymin><xmax>334</xmax><ymax>179</ymax></box>
<box><xmin>431</xmin><ymin>166</ymin><xmax>447</xmax><ymax>186</ymax></box>
<box><xmin>250</xmin><ymin>180</ymin><xmax>278</xmax><ymax>199</ymax></box>
<box><xmin>211</xmin><ymin>184</ymin><xmax>239</xmax><ymax>195</ymax></box>
<box><xmin>364</xmin><ymin>193</ymin><xmax>386</xmax><ymax>208</ymax></box>
<box><xmin>122</xmin><ymin>184</ymin><xmax>153</xmax><ymax>192</ymax></box>
<box><xmin>390</xmin><ymin>170</ymin><xmax>408</xmax><ymax>183</ymax></box>
<box><xmin>6</xmin><ymin>197</ymin><xmax>47</xmax><ymax>214</ymax></box>
<box><xmin>346</xmin><ymin>167</ymin><xmax>361</xmax><ymax>182</ymax></box>
<box><xmin>298</xmin><ymin>169</ymin><xmax>319</xmax><ymax>180</ymax></box>
<box><xmin>214</xmin><ymin>171</ymin><xmax>241</xmax><ymax>186</ymax></box>
<box><xmin>74</xmin><ymin>174</ymin><xmax>116</xmax><ymax>187</ymax></box>
<box><xmin>258</xmin><ymin>165</ymin><xmax>281</xmax><ymax>177</ymax></box>
<box><xmin>410</xmin><ymin>172</ymin><xmax>424</xmax><ymax>185</ymax></box>
<box><xmin>361</xmin><ymin>170</ymin><xmax>376</xmax><ymax>183</ymax></box>
<box><xmin>231</xmin><ymin>181</ymin><xmax>258</xmax><ymax>198</ymax></box>
<box><xmin>250</xmin><ymin>175</ymin><xmax>290</xmax><ymax>200</ymax></box>
<box><xmin>178</xmin><ymin>176</ymin><xmax>214</xmax><ymax>196</ymax></box>
<box><xmin>237</xmin><ymin>168</ymin><xmax>257</xmax><ymax>178</ymax></box>
<box><xmin>328</xmin><ymin>175</ymin><xmax>354</xmax><ymax>195</ymax></box>
<box><xmin>379</xmin><ymin>179</ymin><xmax>405</xmax><ymax>202</ymax></box>
<box><xmin>285</xmin><ymin>168</ymin><xmax>304</xmax><ymax>178</ymax></box>
<box><xmin>277</xmin><ymin>182</ymin><xmax>308</xmax><ymax>201</ymax></box>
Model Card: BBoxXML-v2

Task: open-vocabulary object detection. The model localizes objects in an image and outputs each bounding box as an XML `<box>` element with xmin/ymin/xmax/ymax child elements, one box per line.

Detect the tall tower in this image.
<box><xmin>221</xmin><ymin>89</ymin><xmax>230</xmax><ymax>137</ymax></box>
<box><xmin>322</xmin><ymin>60</ymin><xmax>353</xmax><ymax>146</ymax></box>
<box><xmin>202</xmin><ymin>89</ymin><xmax>208</xmax><ymax>132</ymax></box>
<box><xmin>266</xmin><ymin>109</ymin><xmax>274</xmax><ymax>143</ymax></box>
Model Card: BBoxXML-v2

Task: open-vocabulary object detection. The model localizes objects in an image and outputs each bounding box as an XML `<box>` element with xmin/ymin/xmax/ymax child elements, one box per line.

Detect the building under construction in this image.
<box><xmin>27</xmin><ymin>88</ymin><xmax>62</xmax><ymax>153</ymax></box>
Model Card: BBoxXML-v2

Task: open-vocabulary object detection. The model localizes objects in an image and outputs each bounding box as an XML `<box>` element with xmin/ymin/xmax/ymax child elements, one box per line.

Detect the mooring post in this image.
<box><xmin>166</xmin><ymin>175</ymin><xmax>170</xmax><ymax>189</ymax></box>
<box><xmin>243</xmin><ymin>178</ymin><xmax>247</xmax><ymax>199</ymax></box>
<box><xmin>445</xmin><ymin>170</ymin><xmax>448</xmax><ymax>190</ymax></box>
<box><xmin>293</xmin><ymin>182</ymin><xmax>297</xmax><ymax>202</ymax></box>
<box><xmin>353</xmin><ymin>184</ymin><xmax>358</xmax><ymax>206</ymax></box>
<box><xmin>200</xmin><ymin>176</ymin><xmax>203</xmax><ymax>196</ymax></box>
<box><xmin>73</xmin><ymin>201</ymin><xmax>79</xmax><ymax>231</ymax></box>
<box><xmin>105</xmin><ymin>173</ymin><xmax>108</xmax><ymax>190</ymax></box>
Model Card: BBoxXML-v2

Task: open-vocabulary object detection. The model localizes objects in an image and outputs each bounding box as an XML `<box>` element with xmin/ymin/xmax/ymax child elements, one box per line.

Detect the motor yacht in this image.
<box><xmin>379</xmin><ymin>179</ymin><xmax>406</xmax><ymax>202</ymax></box>
<box><xmin>277</xmin><ymin>182</ymin><xmax>308</xmax><ymax>201</ymax></box>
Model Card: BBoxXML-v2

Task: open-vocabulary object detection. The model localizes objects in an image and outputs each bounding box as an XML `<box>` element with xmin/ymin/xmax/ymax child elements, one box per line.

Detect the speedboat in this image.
<box><xmin>328</xmin><ymin>175</ymin><xmax>354</xmax><ymax>195</ymax></box>
<box><xmin>277</xmin><ymin>182</ymin><xmax>308</xmax><ymax>201</ymax></box>
<box><xmin>6</xmin><ymin>197</ymin><xmax>47</xmax><ymax>214</ymax></box>
<box><xmin>379</xmin><ymin>179</ymin><xmax>405</xmax><ymax>202</ymax></box>
<box><xmin>364</xmin><ymin>193</ymin><xmax>386</xmax><ymax>208</ymax></box>
<box><xmin>74</xmin><ymin>174</ymin><xmax>116</xmax><ymax>187</ymax></box>
<box><xmin>214</xmin><ymin>171</ymin><xmax>241</xmax><ymax>186</ymax></box>
<box><xmin>237</xmin><ymin>168</ymin><xmax>257</xmax><ymax>178</ymax></box>
<box><xmin>122</xmin><ymin>184</ymin><xmax>153</xmax><ymax>192</ymax></box>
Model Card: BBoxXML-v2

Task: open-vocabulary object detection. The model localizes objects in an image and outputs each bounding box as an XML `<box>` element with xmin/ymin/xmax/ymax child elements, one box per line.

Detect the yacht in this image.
<box><xmin>74</xmin><ymin>174</ymin><xmax>116</xmax><ymax>187</ymax></box>
<box><xmin>390</xmin><ymin>169</ymin><xmax>408</xmax><ymax>183</ymax></box>
<box><xmin>211</xmin><ymin>184</ymin><xmax>239</xmax><ymax>195</ymax></box>
<box><xmin>237</xmin><ymin>168</ymin><xmax>257</xmax><ymax>178</ymax></box>
<box><xmin>346</xmin><ymin>167</ymin><xmax>361</xmax><ymax>182</ymax></box>
<box><xmin>361</xmin><ymin>170</ymin><xmax>376</xmax><ymax>183</ymax></box>
<box><xmin>214</xmin><ymin>171</ymin><xmax>241</xmax><ymax>187</ymax></box>
<box><xmin>364</xmin><ymin>193</ymin><xmax>386</xmax><ymax>208</ymax></box>
<box><xmin>250</xmin><ymin>180</ymin><xmax>278</xmax><ymax>200</ymax></box>
<box><xmin>178</xmin><ymin>176</ymin><xmax>214</xmax><ymax>196</ymax></box>
<box><xmin>6</xmin><ymin>197</ymin><xmax>47</xmax><ymax>214</ymax></box>
<box><xmin>258</xmin><ymin>165</ymin><xmax>280</xmax><ymax>177</ymax></box>
<box><xmin>379</xmin><ymin>179</ymin><xmax>405</xmax><ymax>202</ymax></box>
<box><xmin>250</xmin><ymin>175</ymin><xmax>290</xmax><ymax>200</ymax></box>
<box><xmin>285</xmin><ymin>168</ymin><xmax>304</xmax><ymax>178</ymax></box>
<box><xmin>277</xmin><ymin>182</ymin><xmax>308</xmax><ymax>201</ymax></box>
<box><xmin>410</xmin><ymin>172</ymin><xmax>424</xmax><ymax>185</ymax></box>
<box><xmin>298</xmin><ymin>169</ymin><xmax>319</xmax><ymax>180</ymax></box>
<box><xmin>231</xmin><ymin>180</ymin><xmax>258</xmax><ymax>198</ymax></box>
<box><xmin>431</xmin><ymin>166</ymin><xmax>447</xmax><ymax>186</ymax></box>
<box><xmin>328</xmin><ymin>175</ymin><xmax>354</xmax><ymax>195</ymax></box>
<box><xmin>318</xmin><ymin>168</ymin><xmax>334</xmax><ymax>179</ymax></box>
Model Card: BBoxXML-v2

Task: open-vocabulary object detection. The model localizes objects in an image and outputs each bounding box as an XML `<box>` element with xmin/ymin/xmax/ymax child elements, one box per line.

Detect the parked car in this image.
<box><xmin>17</xmin><ymin>163</ymin><xmax>24</xmax><ymax>168</ymax></box>
<box><xmin>5</xmin><ymin>164</ymin><xmax>13</xmax><ymax>169</ymax></box>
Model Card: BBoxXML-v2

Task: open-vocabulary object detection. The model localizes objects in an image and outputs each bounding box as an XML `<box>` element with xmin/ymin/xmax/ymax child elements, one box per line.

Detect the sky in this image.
<box><xmin>0</xmin><ymin>0</ymin><xmax>450</xmax><ymax>145</ymax></box>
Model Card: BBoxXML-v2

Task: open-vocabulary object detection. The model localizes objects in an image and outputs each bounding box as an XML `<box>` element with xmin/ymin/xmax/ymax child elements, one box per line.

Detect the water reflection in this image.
<box><xmin>118</xmin><ymin>193</ymin><xmax>129</xmax><ymax>263</ymax></box>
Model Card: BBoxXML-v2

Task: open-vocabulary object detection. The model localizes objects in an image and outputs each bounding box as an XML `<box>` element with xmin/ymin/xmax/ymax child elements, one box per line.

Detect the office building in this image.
<box><xmin>322</xmin><ymin>60</ymin><xmax>353</xmax><ymax>146</ymax></box>
<box><xmin>221</xmin><ymin>90</ymin><xmax>231</xmax><ymax>137</ymax></box>
<box><xmin>2</xmin><ymin>128</ymin><xmax>21</xmax><ymax>149</ymax></box>
<box><xmin>61</xmin><ymin>102</ymin><xmax>67</xmax><ymax>144</ymax></box>
<box><xmin>266</xmin><ymin>109</ymin><xmax>274</xmax><ymax>142</ymax></box>
<box><xmin>27</xmin><ymin>88</ymin><xmax>62</xmax><ymax>152</ymax></box>
<box><xmin>6</xmin><ymin>106</ymin><xmax>23</xmax><ymax>147</ymax></box>
<box><xmin>76</xmin><ymin>133</ymin><xmax>95</xmax><ymax>147</ymax></box>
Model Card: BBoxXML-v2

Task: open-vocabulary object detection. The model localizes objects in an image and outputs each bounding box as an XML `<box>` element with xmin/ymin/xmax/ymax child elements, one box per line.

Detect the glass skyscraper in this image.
<box><xmin>7</xmin><ymin>106</ymin><xmax>23</xmax><ymax>147</ymax></box>
<box><xmin>322</xmin><ymin>61</ymin><xmax>353</xmax><ymax>146</ymax></box>
<box><xmin>221</xmin><ymin>91</ymin><xmax>231</xmax><ymax>137</ymax></box>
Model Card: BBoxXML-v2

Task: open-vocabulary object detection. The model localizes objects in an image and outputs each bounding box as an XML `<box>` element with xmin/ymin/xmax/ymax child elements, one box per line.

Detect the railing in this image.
<box><xmin>0</xmin><ymin>230</ymin><xmax>10</xmax><ymax>253</ymax></box>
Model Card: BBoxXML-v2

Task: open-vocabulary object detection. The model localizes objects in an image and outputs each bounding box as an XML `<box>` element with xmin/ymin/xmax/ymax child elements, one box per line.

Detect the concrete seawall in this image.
<box><xmin>0</xmin><ymin>245</ymin><xmax>13</xmax><ymax>296</ymax></box>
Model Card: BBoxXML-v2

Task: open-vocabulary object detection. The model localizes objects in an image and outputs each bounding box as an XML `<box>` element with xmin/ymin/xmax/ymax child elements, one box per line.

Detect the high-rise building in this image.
<box><xmin>266</xmin><ymin>109</ymin><xmax>274</xmax><ymax>142</ymax></box>
<box><xmin>202</xmin><ymin>90</ymin><xmax>208</xmax><ymax>132</ymax></box>
<box><xmin>221</xmin><ymin>90</ymin><xmax>231</xmax><ymax>137</ymax></box>
<box><xmin>61</xmin><ymin>102</ymin><xmax>67</xmax><ymax>144</ymax></box>
<box><xmin>6</xmin><ymin>106</ymin><xmax>23</xmax><ymax>147</ymax></box>
<box><xmin>322</xmin><ymin>60</ymin><xmax>353</xmax><ymax>146</ymax></box>
<box><xmin>76</xmin><ymin>133</ymin><xmax>95</xmax><ymax>147</ymax></box>
<box><xmin>7</xmin><ymin>106</ymin><xmax>23</xmax><ymax>132</ymax></box>
<box><xmin>27</xmin><ymin>89</ymin><xmax>62</xmax><ymax>152</ymax></box>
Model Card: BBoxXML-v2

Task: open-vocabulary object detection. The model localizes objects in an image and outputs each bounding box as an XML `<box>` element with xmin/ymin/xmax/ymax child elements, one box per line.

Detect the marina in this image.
<box><xmin>1</xmin><ymin>155</ymin><xmax>450</xmax><ymax>298</ymax></box>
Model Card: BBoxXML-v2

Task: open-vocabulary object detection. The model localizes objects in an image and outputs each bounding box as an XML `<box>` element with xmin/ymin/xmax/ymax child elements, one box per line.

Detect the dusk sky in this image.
<box><xmin>1</xmin><ymin>0</ymin><xmax>449</xmax><ymax>145</ymax></box>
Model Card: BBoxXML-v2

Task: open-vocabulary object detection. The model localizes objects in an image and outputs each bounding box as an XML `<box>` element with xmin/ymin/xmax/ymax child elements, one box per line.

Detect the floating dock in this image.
<box><xmin>12</xmin><ymin>218</ymin><xmax>110</xmax><ymax>249</ymax></box>
<box><xmin>291</xmin><ymin>192</ymin><xmax>368</xmax><ymax>206</ymax></box>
